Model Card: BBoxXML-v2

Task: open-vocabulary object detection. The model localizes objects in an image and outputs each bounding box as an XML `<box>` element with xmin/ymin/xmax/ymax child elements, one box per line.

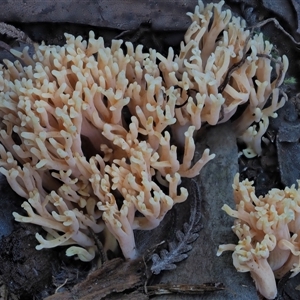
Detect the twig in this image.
<box><xmin>114</xmin><ymin>20</ymin><xmax>152</xmax><ymax>42</ymax></box>
<box><xmin>218</xmin><ymin>33</ymin><xmax>252</xmax><ymax>94</ymax></box>
<box><xmin>144</xmin><ymin>240</ymin><xmax>166</xmax><ymax>263</ymax></box>
<box><xmin>173</xmin><ymin>85</ymin><xmax>198</xmax><ymax>109</ymax></box>
<box><xmin>256</xmin><ymin>53</ymin><xmax>285</xmax><ymax>88</ymax></box>
<box><xmin>143</xmin><ymin>255</ymin><xmax>149</xmax><ymax>295</ymax></box>
<box><xmin>89</xmin><ymin>229</ymin><xmax>108</xmax><ymax>264</ymax></box>
<box><xmin>218</xmin><ymin>17</ymin><xmax>291</xmax><ymax>95</ymax></box>
<box><xmin>250</xmin><ymin>18</ymin><xmax>300</xmax><ymax>49</ymax></box>
<box><xmin>0</xmin><ymin>41</ymin><xmax>11</xmax><ymax>52</ymax></box>
<box><xmin>146</xmin><ymin>282</ymin><xmax>225</xmax><ymax>296</ymax></box>
<box><xmin>143</xmin><ymin>240</ymin><xmax>166</xmax><ymax>295</ymax></box>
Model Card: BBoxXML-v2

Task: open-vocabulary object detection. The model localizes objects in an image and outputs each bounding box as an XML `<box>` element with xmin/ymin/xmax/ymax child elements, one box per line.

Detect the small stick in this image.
<box><xmin>89</xmin><ymin>229</ymin><xmax>108</xmax><ymax>264</ymax></box>
<box><xmin>218</xmin><ymin>33</ymin><xmax>252</xmax><ymax>94</ymax></box>
<box><xmin>0</xmin><ymin>41</ymin><xmax>11</xmax><ymax>52</ymax></box>
<box><xmin>219</xmin><ymin>17</ymin><xmax>290</xmax><ymax>95</ymax></box>
<box><xmin>250</xmin><ymin>18</ymin><xmax>300</xmax><ymax>49</ymax></box>
<box><xmin>146</xmin><ymin>282</ymin><xmax>225</xmax><ymax>296</ymax></box>
<box><xmin>256</xmin><ymin>53</ymin><xmax>285</xmax><ymax>88</ymax></box>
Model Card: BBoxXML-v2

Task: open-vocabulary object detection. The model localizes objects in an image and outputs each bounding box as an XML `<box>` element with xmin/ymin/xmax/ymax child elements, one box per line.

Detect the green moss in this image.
<box><xmin>283</xmin><ymin>77</ymin><xmax>297</xmax><ymax>84</ymax></box>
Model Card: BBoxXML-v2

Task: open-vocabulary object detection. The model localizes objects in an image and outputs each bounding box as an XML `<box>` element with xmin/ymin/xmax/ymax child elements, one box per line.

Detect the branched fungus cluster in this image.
<box><xmin>0</xmin><ymin>2</ymin><xmax>289</xmax><ymax>297</ymax></box>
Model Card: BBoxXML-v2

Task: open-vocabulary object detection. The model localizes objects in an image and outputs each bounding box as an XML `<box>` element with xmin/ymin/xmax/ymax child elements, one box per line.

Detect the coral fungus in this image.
<box><xmin>218</xmin><ymin>174</ymin><xmax>300</xmax><ymax>299</ymax></box>
<box><xmin>0</xmin><ymin>0</ymin><xmax>288</xmax><ymax>262</ymax></box>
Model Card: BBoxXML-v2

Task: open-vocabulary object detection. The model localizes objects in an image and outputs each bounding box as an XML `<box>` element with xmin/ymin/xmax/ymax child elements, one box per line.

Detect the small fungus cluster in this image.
<box><xmin>0</xmin><ymin>1</ymin><xmax>289</xmax><ymax>292</ymax></box>
<box><xmin>218</xmin><ymin>175</ymin><xmax>300</xmax><ymax>299</ymax></box>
